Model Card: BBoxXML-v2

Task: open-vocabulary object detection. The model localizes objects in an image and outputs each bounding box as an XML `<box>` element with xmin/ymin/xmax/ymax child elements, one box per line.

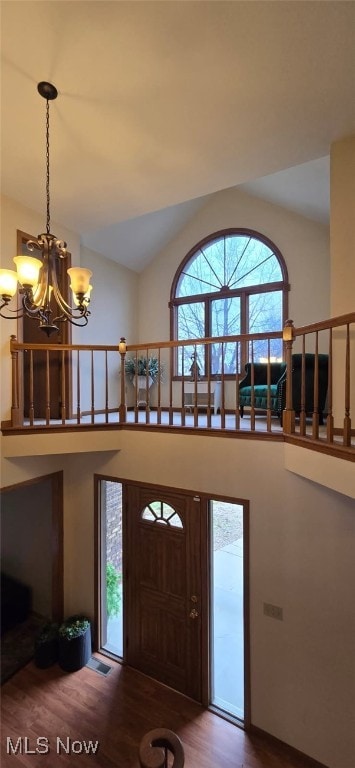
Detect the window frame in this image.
<box><xmin>169</xmin><ymin>228</ymin><xmax>289</xmax><ymax>379</ymax></box>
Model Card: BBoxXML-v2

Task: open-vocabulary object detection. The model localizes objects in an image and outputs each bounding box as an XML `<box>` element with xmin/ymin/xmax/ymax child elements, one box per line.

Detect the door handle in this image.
<box><xmin>189</xmin><ymin>608</ymin><xmax>199</xmax><ymax>619</ymax></box>
<box><xmin>190</xmin><ymin>595</ymin><xmax>198</xmax><ymax>603</ymax></box>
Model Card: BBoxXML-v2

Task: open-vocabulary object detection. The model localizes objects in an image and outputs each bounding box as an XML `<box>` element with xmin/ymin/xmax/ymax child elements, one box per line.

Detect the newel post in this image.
<box><xmin>10</xmin><ymin>335</ymin><xmax>21</xmax><ymax>427</ymax></box>
<box><xmin>119</xmin><ymin>337</ymin><xmax>127</xmax><ymax>423</ymax></box>
<box><xmin>282</xmin><ymin>320</ymin><xmax>295</xmax><ymax>434</ymax></box>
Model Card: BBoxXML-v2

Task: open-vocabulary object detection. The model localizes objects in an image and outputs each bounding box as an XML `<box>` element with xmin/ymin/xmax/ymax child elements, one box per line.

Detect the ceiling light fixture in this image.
<box><xmin>0</xmin><ymin>81</ymin><xmax>93</xmax><ymax>336</ymax></box>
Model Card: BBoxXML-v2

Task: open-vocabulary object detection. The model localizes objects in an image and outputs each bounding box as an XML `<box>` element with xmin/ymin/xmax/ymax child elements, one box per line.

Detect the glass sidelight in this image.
<box><xmin>100</xmin><ymin>480</ymin><xmax>123</xmax><ymax>658</ymax></box>
<box><xmin>210</xmin><ymin>500</ymin><xmax>245</xmax><ymax>721</ymax></box>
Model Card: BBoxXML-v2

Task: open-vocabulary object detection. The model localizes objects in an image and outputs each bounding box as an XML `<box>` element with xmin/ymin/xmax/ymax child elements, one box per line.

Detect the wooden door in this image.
<box><xmin>125</xmin><ymin>484</ymin><xmax>203</xmax><ymax>702</ymax></box>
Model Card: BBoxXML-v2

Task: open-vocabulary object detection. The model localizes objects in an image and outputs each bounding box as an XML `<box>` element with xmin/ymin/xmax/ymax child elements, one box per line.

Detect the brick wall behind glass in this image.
<box><xmin>105</xmin><ymin>482</ymin><xmax>122</xmax><ymax>571</ymax></box>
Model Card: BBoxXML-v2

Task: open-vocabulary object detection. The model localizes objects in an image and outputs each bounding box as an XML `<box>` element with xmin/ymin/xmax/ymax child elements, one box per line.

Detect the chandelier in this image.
<box><xmin>0</xmin><ymin>81</ymin><xmax>93</xmax><ymax>336</ymax></box>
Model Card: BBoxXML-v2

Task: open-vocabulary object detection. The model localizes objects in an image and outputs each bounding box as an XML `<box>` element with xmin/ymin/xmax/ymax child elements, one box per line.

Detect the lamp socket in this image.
<box><xmin>263</xmin><ymin>602</ymin><xmax>283</xmax><ymax>621</ymax></box>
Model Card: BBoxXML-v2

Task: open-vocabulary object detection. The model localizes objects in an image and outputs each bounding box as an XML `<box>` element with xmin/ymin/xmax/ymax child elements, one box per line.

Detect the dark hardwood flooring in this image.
<box><xmin>1</xmin><ymin>654</ymin><xmax>323</xmax><ymax>768</ymax></box>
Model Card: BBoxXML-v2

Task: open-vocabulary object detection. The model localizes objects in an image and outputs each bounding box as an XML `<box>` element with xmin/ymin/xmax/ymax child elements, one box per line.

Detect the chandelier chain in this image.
<box><xmin>46</xmin><ymin>99</ymin><xmax>50</xmax><ymax>235</ymax></box>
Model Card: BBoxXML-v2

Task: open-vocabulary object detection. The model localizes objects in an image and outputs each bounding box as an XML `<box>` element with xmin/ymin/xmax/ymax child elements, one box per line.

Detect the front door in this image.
<box><xmin>125</xmin><ymin>484</ymin><xmax>203</xmax><ymax>702</ymax></box>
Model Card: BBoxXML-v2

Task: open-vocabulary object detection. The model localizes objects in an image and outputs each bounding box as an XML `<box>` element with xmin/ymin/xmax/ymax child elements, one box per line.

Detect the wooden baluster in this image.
<box><xmin>105</xmin><ymin>350</ymin><xmax>109</xmax><ymax>423</ymax></box>
<box><xmin>206</xmin><ymin>344</ymin><xmax>212</xmax><ymax>428</ymax></box>
<box><xmin>45</xmin><ymin>349</ymin><xmax>50</xmax><ymax>424</ymax></box>
<box><xmin>145</xmin><ymin>347</ymin><xmax>150</xmax><ymax>425</ymax></box>
<box><xmin>250</xmin><ymin>341</ymin><xmax>255</xmax><ymax>431</ymax></box>
<box><xmin>157</xmin><ymin>348</ymin><xmax>162</xmax><ymax>425</ymax></box>
<box><xmin>29</xmin><ymin>350</ymin><xmax>34</xmax><ymax>426</ymax></box>
<box><xmin>193</xmin><ymin>344</ymin><xmax>198</xmax><ymax>427</ymax></box>
<box><xmin>169</xmin><ymin>347</ymin><xmax>174</xmax><ymax>425</ymax></box>
<box><xmin>119</xmin><ymin>338</ymin><xmax>127</xmax><ymax>424</ymax></box>
<box><xmin>282</xmin><ymin>319</ymin><xmax>295</xmax><ymax>434</ymax></box>
<box><xmin>326</xmin><ymin>328</ymin><xmax>334</xmax><ymax>442</ymax></box>
<box><xmin>235</xmin><ymin>341</ymin><xmax>240</xmax><ymax>430</ymax></box>
<box><xmin>181</xmin><ymin>346</ymin><xmax>186</xmax><ymax>427</ymax></box>
<box><xmin>61</xmin><ymin>349</ymin><xmax>66</xmax><ymax>424</ymax></box>
<box><xmin>181</xmin><ymin>347</ymin><xmax>186</xmax><ymax>427</ymax></box>
<box><xmin>77</xmin><ymin>350</ymin><xmax>81</xmax><ymax>424</ymax></box>
<box><xmin>299</xmin><ymin>336</ymin><xmax>306</xmax><ymax>436</ymax></box>
<box><xmin>220</xmin><ymin>343</ymin><xmax>225</xmax><ymax>429</ymax></box>
<box><xmin>134</xmin><ymin>352</ymin><xmax>139</xmax><ymax>423</ymax></box>
<box><xmin>343</xmin><ymin>323</ymin><xmax>351</xmax><ymax>446</ymax></box>
<box><xmin>266</xmin><ymin>339</ymin><xmax>271</xmax><ymax>432</ymax></box>
<box><xmin>91</xmin><ymin>349</ymin><xmax>95</xmax><ymax>424</ymax></box>
<box><xmin>138</xmin><ymin>728</ymin><xmax>185</xmax><ymax>768</ymax></box>
<box><xmin>10</xmin><ymin>335</ymin><xmax>21</xmax><ymax>427</ymax></box>
<box><xmin>312</xmin><ymin>332</ymin><xmax>320</xmax><ymax>440</ymax></box>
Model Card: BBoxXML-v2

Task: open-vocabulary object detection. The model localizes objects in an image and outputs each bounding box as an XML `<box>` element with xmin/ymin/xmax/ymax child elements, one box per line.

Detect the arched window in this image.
<box><xmin>170</xmin><ymin>229</ymin><xmax>289</xmax><ymax>376</ymax></box>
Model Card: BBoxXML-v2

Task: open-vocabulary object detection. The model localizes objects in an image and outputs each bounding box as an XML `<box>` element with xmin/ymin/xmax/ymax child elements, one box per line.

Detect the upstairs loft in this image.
<box><xmin>1</xmin><ymin>313</ymin><xmax>354</xmax><ymax>466</ymax></box>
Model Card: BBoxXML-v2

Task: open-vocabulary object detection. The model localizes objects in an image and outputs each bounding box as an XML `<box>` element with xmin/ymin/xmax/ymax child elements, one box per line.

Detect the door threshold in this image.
<box><xmin>208</xmin><ymin>704</ymin><xmax>245</xmax><ymax>730</ymax></box>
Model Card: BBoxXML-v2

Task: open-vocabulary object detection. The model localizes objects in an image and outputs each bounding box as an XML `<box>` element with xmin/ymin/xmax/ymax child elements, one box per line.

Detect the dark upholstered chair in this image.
<box><xmin>239</xmin><ymin>354</ymin><xmax>329</xmax><ymax>424</ymax></box>
<box><xmin>239</xmin><ymin>362</ymin><xmax>286</xmax><ymax>417</ymax></box>
<box><xmin>277</xmin><ymin>353</ymin><xmax>329</xmax><ymax>424</ymax></box>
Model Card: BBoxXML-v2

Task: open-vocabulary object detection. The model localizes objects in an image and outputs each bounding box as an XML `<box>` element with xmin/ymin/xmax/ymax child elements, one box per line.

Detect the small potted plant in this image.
<box><xmin>34</xmin><ymin>621</ymin><xmax>59</xmax><ymax>669</ymax></box>
<box><xmin>125</xmin><ymin>355</ymin><xmax>162</xmax><ymax>383</ymax></box>
<box><xmin>58</xmin><ymin>615</ymin><xmax>91</xmax><ymax>672</ymax></box>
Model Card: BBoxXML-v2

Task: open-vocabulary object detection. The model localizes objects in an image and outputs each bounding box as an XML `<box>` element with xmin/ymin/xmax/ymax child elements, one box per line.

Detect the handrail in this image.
<box><xmin>2</xmin><ymin>314</ymin><xmax>354</xmax><ymax>459</ymax></box>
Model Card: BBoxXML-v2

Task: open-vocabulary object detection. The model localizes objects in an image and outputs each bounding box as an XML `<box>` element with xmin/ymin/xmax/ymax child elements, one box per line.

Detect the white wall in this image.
<box><xmin>138</xmin><ymin>187</ymin><xmax>330</xmax><ymax>343</ymax></box>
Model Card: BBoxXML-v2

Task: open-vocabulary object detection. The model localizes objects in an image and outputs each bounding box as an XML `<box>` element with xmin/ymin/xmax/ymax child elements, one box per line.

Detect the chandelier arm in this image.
<box><xmin>50</xmin><ymin>266</ymin><xmax>90</xmax><ymax>327</ymax></box>
<box><xmin>0</xmin><ymin>301</ymin><xmax>26</xmax><ymax>320</ymax></box>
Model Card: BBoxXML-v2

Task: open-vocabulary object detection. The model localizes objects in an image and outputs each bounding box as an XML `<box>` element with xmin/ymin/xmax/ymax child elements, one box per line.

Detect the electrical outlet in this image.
<box><xmin>263</xmin><ymin>602</ymin><xmax>283</xmax><ymax>621</ymax></box>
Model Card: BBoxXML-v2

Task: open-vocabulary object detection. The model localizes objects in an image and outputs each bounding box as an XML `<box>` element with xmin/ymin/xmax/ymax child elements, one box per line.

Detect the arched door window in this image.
<box><xmin>170</xmin><ymin>229</ymin><xmax>289</xmax><ymax>376</ymax></box>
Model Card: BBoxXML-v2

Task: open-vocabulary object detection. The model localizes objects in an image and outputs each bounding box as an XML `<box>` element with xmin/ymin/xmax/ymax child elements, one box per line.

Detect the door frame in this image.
<box><xmin>94</xmin><ymin>475</ymin><xmax>250</xmax><ymax>724</ymax></box>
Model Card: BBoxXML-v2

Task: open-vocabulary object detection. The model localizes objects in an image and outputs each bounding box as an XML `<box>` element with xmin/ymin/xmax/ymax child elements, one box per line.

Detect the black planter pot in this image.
<box><xmin>34</xmin><ymin>637</ymin><xmax>59</xmax><ymax>669</ymax></box>
<box><xmin>58</xmin><ymin>625</ymin><xmax>91</xmax><ymax>672</ymax></box>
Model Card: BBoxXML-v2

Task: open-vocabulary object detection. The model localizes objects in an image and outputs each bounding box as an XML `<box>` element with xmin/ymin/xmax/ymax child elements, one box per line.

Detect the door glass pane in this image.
<box><xmin>210</xmin><ymin>500</ymin><xmax>244</xmax><ymax>720</ymax></box>
<box><xmin>101</xmin><ymin>480</ymin><xmax>123</xmax><ymax>658</ymax></box>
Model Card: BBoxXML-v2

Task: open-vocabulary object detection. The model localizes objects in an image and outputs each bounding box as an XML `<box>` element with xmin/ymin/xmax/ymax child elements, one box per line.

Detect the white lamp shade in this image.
<box><xmin>67</xmin><ymin>267</ymin><xmax>92</xmax><ymax>294</ymax></box>
<box><xmin>0</xmin><ymin>269</ymin><xmax>18</xmax><ymax>298</ymax></box>
<box><xmin>13</xmin><ymin>255</ymin><xmax>42</xmax><ymax>288</ymax></box>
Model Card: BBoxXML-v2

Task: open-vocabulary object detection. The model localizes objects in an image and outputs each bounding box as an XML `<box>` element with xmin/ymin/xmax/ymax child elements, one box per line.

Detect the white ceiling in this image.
<box><xmin>1</xmin><ymin>1</ymin><xmax>354</xmax><ymax>271</ymax></box>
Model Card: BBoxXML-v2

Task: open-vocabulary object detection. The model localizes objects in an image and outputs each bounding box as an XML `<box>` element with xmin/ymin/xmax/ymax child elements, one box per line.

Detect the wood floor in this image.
<box><xmin>1</xmin><ymin>654</ymin><xmax>322</xmax><ymax>768</ymax></box>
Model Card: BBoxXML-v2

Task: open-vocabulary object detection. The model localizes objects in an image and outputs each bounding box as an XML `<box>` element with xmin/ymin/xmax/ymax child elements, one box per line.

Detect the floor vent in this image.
<box><xmin>86</xmin><ymin>657</ymin><xmax>112</xmax><ymax>676</ymax></box>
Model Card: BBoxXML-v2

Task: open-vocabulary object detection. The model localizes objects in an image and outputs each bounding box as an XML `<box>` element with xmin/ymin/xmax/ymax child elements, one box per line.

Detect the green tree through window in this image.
<box><xmin>170</xmin><ymin>229</ymin><xmax>289</xmax><ymax>376</ymax></box>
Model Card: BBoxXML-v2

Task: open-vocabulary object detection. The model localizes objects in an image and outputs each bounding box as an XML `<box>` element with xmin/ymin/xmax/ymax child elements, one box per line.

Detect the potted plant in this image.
<box><xmin>58</xmin><ymin>615</ymin><xmax>91</xmax><ymax>672</ymax></box>
<box><xmin>34</xmin><ymin>621</ymin><xmax>59</xmax><ymax>669</ymax></box>
<box><xmin>125</xmin><ymin>355</ymin><xmax>162</xmax><ymax>383</ymax></box>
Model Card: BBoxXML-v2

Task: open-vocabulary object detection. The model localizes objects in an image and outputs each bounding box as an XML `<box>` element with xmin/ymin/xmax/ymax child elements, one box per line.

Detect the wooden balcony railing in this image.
<box><xmin>2</xmin><ymin>313</ymin><xmax>354</xmax><ymax>459</ymax></box>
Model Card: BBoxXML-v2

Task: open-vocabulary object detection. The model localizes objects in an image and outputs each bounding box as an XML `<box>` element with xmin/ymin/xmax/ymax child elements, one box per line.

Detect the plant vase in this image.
<box><xmin>58</xmin><ymin>618</ymin><xmax>91</xmax><ymax>672</ymax></box>
<box><xmin>34</xmin><ymin>623</ymin><xmax>59</xmax><ymax>669</ymax></box>
<box><xmin>136</xmin><ymin>375</ymin><xmax>153</xmax><ymax>407</ymax></box>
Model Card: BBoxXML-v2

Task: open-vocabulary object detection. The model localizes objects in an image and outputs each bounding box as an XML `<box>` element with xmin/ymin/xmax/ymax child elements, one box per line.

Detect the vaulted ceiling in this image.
<box><xmin>1</xmin><ymin>1</ymin><xmax>354</xmax><ymax>270</ymax></box>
